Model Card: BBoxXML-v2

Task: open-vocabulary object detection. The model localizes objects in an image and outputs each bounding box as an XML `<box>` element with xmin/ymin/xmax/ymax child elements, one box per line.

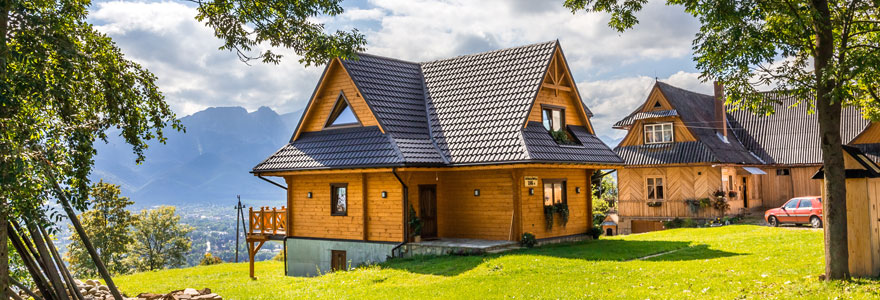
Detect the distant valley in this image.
<box><xmin>91</xmin><ymin>106</ymin><xmax>303</xmax><ymax>209</ymax></box>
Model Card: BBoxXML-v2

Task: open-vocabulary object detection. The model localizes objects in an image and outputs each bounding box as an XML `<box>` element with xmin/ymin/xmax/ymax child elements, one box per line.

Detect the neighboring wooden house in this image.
<box><xmin>613</xmin><ymin>82</ymin><xmax>877</xmax><ymax>234</ymax></box>
<box><xmin>251</xmin><ymin>41</ymin><xmax>622</xmax><ymax>276</ymax></box>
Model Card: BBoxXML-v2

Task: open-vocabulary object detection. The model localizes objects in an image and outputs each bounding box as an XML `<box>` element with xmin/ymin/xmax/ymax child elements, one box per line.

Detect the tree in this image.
<box><xmin>127</xmin><ymin>206</ymin><xmax>194</xmax><ymax>272</ymax></box>
<box><xmin>65</xmin><ymin>180</ymin><xmax>136</xmax><ymax>277</ymax></box>
<box><xmin>564</xmin><ymin>0</ymin><xmax>880</xmax><ymax>280</ymax></box>
<box><xmin>0</xmin><ymin>0</ymin><xmax>365</xmax><ymax>296</ymax></box>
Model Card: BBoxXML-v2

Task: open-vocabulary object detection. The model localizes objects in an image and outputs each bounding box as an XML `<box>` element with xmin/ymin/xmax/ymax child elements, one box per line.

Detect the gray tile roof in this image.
<box><xmin>727</xmin><ymin>92</ymin><xmax>871</xmax><ymax>164</ymax></box>
<box><xmin>613</xmin><ymin>109</ymin><xmax>678</xmax><ymax>128</ymax></box>
<box><xmin>616</xmin><ymin>142</ymin><xmax>716</xmax><ymax>165</ymax></box>
<box><xmin>613</xmin><ymin>82</ymin><xmax>762</xmax><ymax>165</ymax></box>
<box><xmin>523</xmin><ymin>122</ymin><xmax>623</xmax><ymax>163</ymax></box>
<box><xmin>255</xmin><ymin>126</ymin><xmax>404</xmax><ymax>170</ymax></box>
<box><xmin>254</xmin><ymin>41</ymin><xmax>622</xmax><ymax>172</ymax></box>
<box><xmin>421</xmin><ymin>41</ymin><xmax>557</xmax><ymax>164</ymax></box>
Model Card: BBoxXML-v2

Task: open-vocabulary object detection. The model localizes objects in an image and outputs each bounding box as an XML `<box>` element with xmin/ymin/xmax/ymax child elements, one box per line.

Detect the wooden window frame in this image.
<box><xmin>542</xmin><ymin>178</ymin><xmax>567</xmax><ymax>206</ymax></box>
<box><xmin>644</xmin><ymin>122</ymin><xmax>674</xmax><ymax>144</ymax></box>
<box><xmin>330</xmin><ymin>183</ymin><xmax>348</xmax><ymax>216</ymax></box>
<box><xmin>541</xmin><ymin>104</ymin><xmax>566</xmax><ymax>132</ymax></box>
<box><xmin>645</xmin><ymin>176</ymin><xmax>665</xmax><ymax>201</ymax></box>
<box><xmin>776</xmin><ymin>168</ymin><xmax>791</xmax><ymax>176</ymax></box>
<box><xmin>324</xmin><ymin>92</ymin><xmax>362</xmax><ymax>129</ymax></box>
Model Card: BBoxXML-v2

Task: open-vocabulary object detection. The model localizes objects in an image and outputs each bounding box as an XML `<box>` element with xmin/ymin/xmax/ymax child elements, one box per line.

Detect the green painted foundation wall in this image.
<box><xmin>285</xmin><ymin>238</ymin><xmax>397</xmax><ymax>277</ymax></box>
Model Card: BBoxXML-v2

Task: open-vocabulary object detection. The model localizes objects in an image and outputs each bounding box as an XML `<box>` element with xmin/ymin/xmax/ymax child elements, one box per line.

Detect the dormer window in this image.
<box><xmin>542</xmin><ymin>105</ymin><xmax>565</xmax><ymax>131</ymax></box>
<box><xmin>644</xmin><ymin>123</ymin><xmax>673</xmax><ymax>144</ymax></box>
<box><xmin>325</xmin><ymin>92</ymin><xmax>360</xmax><ymax>128</ymax></box>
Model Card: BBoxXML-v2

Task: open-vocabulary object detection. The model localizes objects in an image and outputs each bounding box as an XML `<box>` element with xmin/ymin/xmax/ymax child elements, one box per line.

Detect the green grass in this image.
<box><xmin>115</xmin><ymin>225</ymin><xmax>880</xmax><ymax>299</ymax></box>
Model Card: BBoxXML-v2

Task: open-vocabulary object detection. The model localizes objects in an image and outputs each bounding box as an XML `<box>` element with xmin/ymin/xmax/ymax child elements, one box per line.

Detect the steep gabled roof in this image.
<box><xmin>421</xmin><ymin>41</ymin><xmax>557</xmax><ymax>164</ymax></box>
<box><xmin>727</xmin><ymin>92</ymin><xmax>871</xmax><ymax>164</ymax></box>
<box><xmin>613</xmin><ymin>82</ymin><xmax>762</xmax><ymax>165</ymax></box>
<box><xmin>253</xmin><ymin>41</ymin><xmax>621</xmax><ymax>172</ymax></box>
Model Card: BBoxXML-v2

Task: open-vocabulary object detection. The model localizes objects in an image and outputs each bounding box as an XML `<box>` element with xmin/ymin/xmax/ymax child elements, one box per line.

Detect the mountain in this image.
<box><xmin>92</xmin><ymin>106</ymin><xmax>304</xmax><ymax>208</ymax></box>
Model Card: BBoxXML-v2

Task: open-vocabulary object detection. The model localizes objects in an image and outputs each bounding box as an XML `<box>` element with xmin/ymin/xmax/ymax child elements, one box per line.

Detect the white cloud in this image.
<box><xmin>579</xmin><ymin>71</ymin><xmax>710</xmax><ymax>142</ymax></box>
<box><xmin>344</xmin><ymin>8</ymin><xmax>386</xmax><ymax>21</ymax></box>
<box><xmin>90</xmin><ymin>1</ymin><xmax>323</xmax><ymax>116</ymax></box>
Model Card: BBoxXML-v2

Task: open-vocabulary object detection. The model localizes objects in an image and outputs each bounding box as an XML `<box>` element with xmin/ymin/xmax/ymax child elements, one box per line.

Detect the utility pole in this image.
<box><xmin>235</xmin><ymin>195</ymin><xmax>243</xmax><ymax>263</ymax></box>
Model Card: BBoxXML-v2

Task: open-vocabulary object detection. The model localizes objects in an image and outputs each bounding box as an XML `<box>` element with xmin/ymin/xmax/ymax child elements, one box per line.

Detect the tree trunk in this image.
<box><xmin>1</xmin><ymin>0</ymin><xmax>12</xmax><ymax>296</ymax></box>
<box><xmin>812</xmin><ymin>0</ymin><xmax>849</xmax><ymax>280</ymax></box>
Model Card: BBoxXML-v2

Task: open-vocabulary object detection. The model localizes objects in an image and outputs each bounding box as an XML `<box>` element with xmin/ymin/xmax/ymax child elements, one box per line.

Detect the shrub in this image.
<box><xmin>273</xmin><ymin>251</ymin><xmax>285</xmax><ymax>261</ymax></box>
<box><xmin>199</xmin><ymin>253</ymin><xmax>223</xmax><ymax>266</ymax></box>
<box><xmin>554</xmin><ymin>203</ymin><xmax>569</xmax><ymax>227</ymax></box>
<box><xmin>408</xmin><ymin>205</ymin><xmax>422</xmax><ymax>237</ymax></box>
<box><xmin>543</xmin><ymin>205</ymin><xmax>556</xmax><ymax>230</ymax></box>
<box><xmin>520</xmin><ymin>232</ymin><xmax>537</xmax><ymax>248</ymax></box>
<box><xmin>664</xmin><ymin>218</ymin><xmax>699</xmax><ymax>229</ymax></box>
<box><xmin>587</xmin><ymin>227</ymin><xmax>602</xmax><ymax>239</ymax></box>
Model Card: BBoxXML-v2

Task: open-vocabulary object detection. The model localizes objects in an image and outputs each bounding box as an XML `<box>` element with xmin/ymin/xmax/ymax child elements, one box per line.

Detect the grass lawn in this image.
<box><xmin>115</xmin><ymin>225</ymin><xmax>880</xmax><ymax>299</ymax></box>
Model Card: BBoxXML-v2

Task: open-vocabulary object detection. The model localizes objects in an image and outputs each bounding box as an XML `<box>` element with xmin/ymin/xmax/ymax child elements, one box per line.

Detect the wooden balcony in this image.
<box><xmin>247</xmin><ymin>206</ymin><xmax>287</xmax><ymax>240</ymax></box>
<box><xmin>246</xmin><ymin>206</ymin><xmax>286</xmax><ymax>278</ymax></box>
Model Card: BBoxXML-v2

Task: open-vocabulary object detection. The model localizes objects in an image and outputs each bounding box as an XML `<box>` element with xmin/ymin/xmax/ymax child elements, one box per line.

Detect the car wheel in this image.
<box><xmin>768</xmin><ymin>216</ymin><xmax>778</xmax><ymax>227</ymax></box>
<box><xmin>810</xmin><ymin>216</ymin><xmax>823</xmax><ymax>228</ymax></box>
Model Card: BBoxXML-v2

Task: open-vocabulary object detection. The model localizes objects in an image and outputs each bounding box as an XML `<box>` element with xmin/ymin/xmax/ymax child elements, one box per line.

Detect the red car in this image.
<box><xmin>765</xmin><ymin>196</ymin><xmax>823</xmax><ymax>228</ymax></box>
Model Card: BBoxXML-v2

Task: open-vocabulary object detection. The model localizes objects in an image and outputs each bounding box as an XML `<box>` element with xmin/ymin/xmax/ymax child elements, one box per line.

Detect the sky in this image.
<box><xmin>89</xmin><ymin>0</ymin><xmax>717</xmax><ymax>143</ymax></box>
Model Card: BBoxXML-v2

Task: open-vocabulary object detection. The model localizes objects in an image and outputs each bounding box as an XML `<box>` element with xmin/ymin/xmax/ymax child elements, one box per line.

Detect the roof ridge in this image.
<box><xmin>419</xmin><ymin>40</ymin><xmax>557</xmax><ymax>65</ymax></box>
<box><xmin>348</xmin><ymin>52</ymin><xmax>421</xmax><ymax>66</ymax></box>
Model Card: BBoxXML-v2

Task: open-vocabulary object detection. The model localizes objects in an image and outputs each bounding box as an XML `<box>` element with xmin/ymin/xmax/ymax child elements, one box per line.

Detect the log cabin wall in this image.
<box><xmin>619</xmin><ymin>165</ymin><xmax>735</xmax><ymax>220</ymax></box>
<box><xmin>516</xmin><ymin>168</ymin><xmax>592</xmax><ymax>239</ymax></box>
<box><xmin>287</xmin><ymin>172</ymin><xmax>403</xmax><ymax>242</ymax></box>
<box><xmin>757</xmin><ymin>166</ymin><xmax>822</xmax><ymax>208</ymax></box>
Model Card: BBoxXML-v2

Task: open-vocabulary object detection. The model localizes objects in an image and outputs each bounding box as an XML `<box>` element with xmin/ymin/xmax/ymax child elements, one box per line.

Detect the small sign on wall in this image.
<box><xmin>524</xmin><ymin>176</ymin><xmax>539</xmax><ymax>187</ymax></box>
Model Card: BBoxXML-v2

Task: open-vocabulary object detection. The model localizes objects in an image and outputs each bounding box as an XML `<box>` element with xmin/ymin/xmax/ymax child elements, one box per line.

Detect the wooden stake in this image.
<box><xmin>7</xmin><ymin>223</ymin><xmax>53</xmax><ymax>299</ymax></box>
<box><xmin>49</xmin><ymin>179</ymin><xmax>124</xmax><ymax>300</ymax></box>
<box><xmin>26</xmin><ymin>223</ymin><xmax>70</xmax><ymax>300</ymax></box>
<box><xmin>42</xmin><ymin>227</ymin><xmax>86</xmax><ymax>300</ymax></box>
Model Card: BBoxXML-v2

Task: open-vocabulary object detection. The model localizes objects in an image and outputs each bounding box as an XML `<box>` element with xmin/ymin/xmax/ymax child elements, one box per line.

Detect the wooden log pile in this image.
<box><xmin>134</xmin><ymin>288</ymin><xmax>222</xmax><ymax>300</ymax></box>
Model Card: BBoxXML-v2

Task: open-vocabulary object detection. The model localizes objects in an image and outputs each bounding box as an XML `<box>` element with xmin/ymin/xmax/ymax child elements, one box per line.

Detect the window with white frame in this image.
<box><xmin>644</xmin><ymin>123</ymin><xmax>673</xmax><ymax>144</ymax></box>
<box><xmin>646</xmin><ymin>177</ymin><xmax>665</xmax><ymax>201</ymax></box>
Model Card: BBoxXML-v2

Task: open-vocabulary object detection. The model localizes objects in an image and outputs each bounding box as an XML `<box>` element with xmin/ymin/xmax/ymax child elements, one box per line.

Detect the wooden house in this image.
<box><xmin>613</xmin><ymin>82</ymin><xmax>877</xmax><ymax>234</ymax></box>
<box><xmin>251</xmin><ymin>41</ymin><xmax>622</xmax><ymax>276</ymax></box>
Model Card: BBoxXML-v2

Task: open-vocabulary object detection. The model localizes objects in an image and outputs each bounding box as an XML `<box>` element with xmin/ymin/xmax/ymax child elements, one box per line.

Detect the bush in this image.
<box><xmin>520</xmin><ymin>232</ymin><xmax>537</xmax><ymax>248</ymax></box>
<box><xmin>663</xmin><ymin>218</ymin><xmax>699</xmax><ymax>229</ymax></box>
<box><xmin>199</xmin><ymin>253</ymin><xmax>223</xmax><ymax>266</ymax></box>
<box><xmin>273</xmin><ymin>251</ymin><xmax>285</xmax><ymax>261</ymax></box>
<box><xmin>554</xmin><ymin>203</ymin><xmax>569</xmax><ymax>227</ymax></box>
<box><xmin>588</xmin><ymin>227</ymin><xmax>602</xmax><ymax>239</ymax></box>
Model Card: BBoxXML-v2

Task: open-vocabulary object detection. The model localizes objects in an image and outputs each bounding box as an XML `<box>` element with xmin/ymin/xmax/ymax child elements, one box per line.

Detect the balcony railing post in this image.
<box><xmin>272</xmin><ymin>207</ymin><xmax>278</xmax><ymax>235</ymax></box>
<box><xmin>248</xmin><ymin>207</ymin><xmax>254</xmax><ymax>235</ymax></box>
<box><xmin>260</xmin><ymin>207</ymin><xmax>266</xmax><ymax>234</ymax></box>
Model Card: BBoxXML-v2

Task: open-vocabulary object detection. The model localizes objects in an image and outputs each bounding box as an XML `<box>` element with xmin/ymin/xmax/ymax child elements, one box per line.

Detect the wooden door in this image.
<box><xmin>419</xmin><ymin>185</ymin><xmax>438</xmax><ymax>239</ymax></box>
<box><xmin>741</xmin><ymin>177</ymin><xmax>749</xmax><ymax>208</ymax></box>
<box><xmin>631</xmin><ymin>220</ymin><xmax>664</xmax><ymax>234</ymax></box>
<box><xmin>330</xmin><ymin>250</ymin><xmax>346</xmax><ymax>272</ymax></box>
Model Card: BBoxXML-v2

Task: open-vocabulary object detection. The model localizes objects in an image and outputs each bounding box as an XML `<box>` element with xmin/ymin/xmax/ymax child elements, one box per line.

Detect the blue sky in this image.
<box><xmin>89</xmin><ymin>0</ymin><xmax>717</xmax><ymax>143</ymax></box>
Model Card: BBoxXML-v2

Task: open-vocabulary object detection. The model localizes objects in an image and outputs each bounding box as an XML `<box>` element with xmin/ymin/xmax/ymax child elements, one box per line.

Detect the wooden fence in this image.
<box><xmin>249</xmin><ymin>206</ymin><xmax>287</xmax><ymax>236</ymax></box>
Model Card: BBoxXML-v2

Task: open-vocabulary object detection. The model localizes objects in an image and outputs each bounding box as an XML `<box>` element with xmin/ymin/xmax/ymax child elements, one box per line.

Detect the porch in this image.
<box><xmin>402</xmin><ymin>238</ymin><xmax>520</xmax><ymax>257</ymax></box>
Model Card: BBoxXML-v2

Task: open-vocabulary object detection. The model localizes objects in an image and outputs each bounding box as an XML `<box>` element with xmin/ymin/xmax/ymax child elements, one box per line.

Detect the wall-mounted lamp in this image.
<box><xmin>381</xmin><ymin>191</ymin><xmax>388</xmax><ymax>198</ymax></box>
<box><xmin>575</xmin><ymin>187</ymin><xmax>581</xmax><ymax>194</ymax></box>
<box><xmin>307</xmin><ymin>192</ymin><xmax>313</xmax><ymax>198</ymax></box>
<box><xmin>474</xmin><ymin>189</ymin><xmax>480</xmax><ymax>196</ymax></box>
<box><xmin>529</xmin><ymin>188</ymin><xmax>534</xmax><ymax>195</ymax></box>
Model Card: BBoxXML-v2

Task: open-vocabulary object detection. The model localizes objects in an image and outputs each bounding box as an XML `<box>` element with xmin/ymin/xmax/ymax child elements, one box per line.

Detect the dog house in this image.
<box><xmin>601</xmin><ymin>214</ymin><xmax>619</xmax><ymax>236</ymax></box>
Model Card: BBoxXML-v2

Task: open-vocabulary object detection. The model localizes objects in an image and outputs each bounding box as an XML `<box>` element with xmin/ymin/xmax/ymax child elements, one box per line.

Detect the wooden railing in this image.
<box><xmin>249</xmin><ymin>206</ymin><xmax>287</xmax><ymax>236</ymax></box>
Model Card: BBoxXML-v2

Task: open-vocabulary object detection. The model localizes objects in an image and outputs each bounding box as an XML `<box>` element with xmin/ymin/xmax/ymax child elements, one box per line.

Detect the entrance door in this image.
<box><xmin>419</xmin><ymin>185</ymin><xmax>438</xmax><ymax>239</ymax></box>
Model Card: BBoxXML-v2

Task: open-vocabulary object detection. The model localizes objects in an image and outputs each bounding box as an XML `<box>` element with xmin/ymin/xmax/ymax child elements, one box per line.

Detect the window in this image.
<box><xmin>776</xmin><ymin>168</ymin><xmax>791</xmax><ymax>176</ymax></box>
<box><xmin>325</xmin><ymin>93</ymin><xmax>360</xmax><ymax>128</ymax></box>
<box><xmin>799</xmin><ymin>199</ymin><xmax>812</xmax><ymax>208</ymax></box>
<box><xmin>644</xmin><ymin>123</ymin><xmax>673</xmax><ymax>144</ymax></box>
<box><xmin>784</xmin><ymin>199</ymin><xmax>798</xmax><ymax>209</ymax></box>
<box><xmin>543</xmin><ymin>179</ymin><xmax>567</xmax><ymax>206</ymax></box>
<box><xmin>331</xmin><ymin>183</ymin><xmax>348</xmax><ymax>216</ymax></box>
<box><xmin>542</xmin><ymin>106</ymin><xmax>565</xmax><ymax>131</ymax></box>
<box><xmin>646</xmin><ymin>177</ymin><xmax>664</xmax><ymax>200</ymax></box>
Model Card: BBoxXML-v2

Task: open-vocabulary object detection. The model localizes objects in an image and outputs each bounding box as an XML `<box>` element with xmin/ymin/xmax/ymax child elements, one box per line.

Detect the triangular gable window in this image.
<box><xmin>325</xmin><ymin>93</ymin><xmax>361</xmax><ymax>128</ymax></box>
<box><xmin>653</xmin><ymin>101</ymin><xmax>663</xmax><ymax>108</ymax></box>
